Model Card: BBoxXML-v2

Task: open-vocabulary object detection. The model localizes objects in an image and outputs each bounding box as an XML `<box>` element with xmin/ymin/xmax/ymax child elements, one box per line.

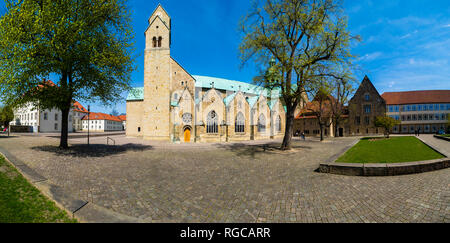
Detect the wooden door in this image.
<box><xmin>184</xmin><ymin>128</ymin><xmax>191</xmax><ymax>142</ymax></box>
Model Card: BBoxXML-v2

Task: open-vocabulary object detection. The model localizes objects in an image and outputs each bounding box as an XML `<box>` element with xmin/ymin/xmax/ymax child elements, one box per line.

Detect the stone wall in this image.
<box><xmin>126</xmin><ymin>101</ymin><xmax>144</xmax><ymax>137</ymax></box>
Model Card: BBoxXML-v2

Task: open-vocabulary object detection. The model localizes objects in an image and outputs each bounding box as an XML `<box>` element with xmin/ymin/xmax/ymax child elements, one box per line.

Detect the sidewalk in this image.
<box><xmin>417</xmin><ymin>134</ymin><xmax>450</xmax><ymax>157</ymax></box>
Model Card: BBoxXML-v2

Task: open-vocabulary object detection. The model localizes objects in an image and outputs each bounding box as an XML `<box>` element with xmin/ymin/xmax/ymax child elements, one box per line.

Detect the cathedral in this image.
<box><xmin>126</xmin><ymin>4</ymin><xmax>289</xmax><ymax>143</ymax></box>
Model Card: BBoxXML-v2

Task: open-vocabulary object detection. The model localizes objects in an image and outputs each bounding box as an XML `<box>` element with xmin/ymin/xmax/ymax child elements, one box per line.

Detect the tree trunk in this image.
<box><xmin>334</xmin><ymin>121</ymin><xmax>338</xmax><ymax>138</ymax></box>
<box><xmin>59</xmin><ymin>107</ymin><xmax>70</xmax><ymax>149</ymax></box>
<box><xmin>319</xmin><ymin>124</ymin><xmax>324</xmax><ymax>141</ymax></box>
<box><xmin>281</xmin><ymin>110</ymin><xmax>295</xmax><ymax>150</ymax></box>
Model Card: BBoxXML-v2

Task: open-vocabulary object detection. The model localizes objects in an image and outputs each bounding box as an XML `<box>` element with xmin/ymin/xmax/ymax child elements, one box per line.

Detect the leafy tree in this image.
<box><xmin>239</xmin><ymin>0</ymin><xmax>357</xmax><ymax>150</ymax></box>
<box><xmin>0</xmin><ymin>0</ymin><xmax>135</xmax><ymax>148</ymax></box>
<box><xmin>0</xmin><ymin>105</ymin><xmax>14</xmax><ymax>128</ymax></box>
<box><xmin>374</xmin><ymin>116</ymin><xmax>400</xmax><ymax>138</ymax></box>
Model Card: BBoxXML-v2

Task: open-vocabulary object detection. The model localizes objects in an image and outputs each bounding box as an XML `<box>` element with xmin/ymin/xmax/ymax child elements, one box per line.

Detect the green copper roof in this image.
<box><xmin>127</xmin><ymin>87</ymin><xmax>144</xmax><ymax>101</ymax></box>
<box><xmin>170</xmin><ymin>101</ymin><xmax>179</xmax><ymax>107</ymax></box>
<box><xmin>247</xmin><ymin>96</ymin><xmax>259</xmax><ymax>108</ymax></box>
<box><xmin>268</xmin><ymin>99</ymin><xmax>277</xmax><ymax>110</ymax></box>
<box><xmin>223</xmin><ymin>93</ymin><xmax>237</xmax><ymax>107</ymax></box>
<box><xmin>126</xmin><ymin>76</ymin><xmax>281</xmax><ymax>102</ymax></box>
<box><xmin>193</xmin><ymin>75</ymin><xmax>280</xmax><ymax>98</ymax></box>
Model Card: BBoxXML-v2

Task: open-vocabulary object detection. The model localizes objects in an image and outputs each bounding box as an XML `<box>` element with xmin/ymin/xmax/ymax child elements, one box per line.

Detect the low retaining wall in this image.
<box><xmin>434</xmin><ymin>135</ymin><xmax>450</xmax><ymax>142</ymax></box>
<box><xmin>319</xmin><ymin>159</ymin><xmax>450</xmax><ymax>176</ymax></box>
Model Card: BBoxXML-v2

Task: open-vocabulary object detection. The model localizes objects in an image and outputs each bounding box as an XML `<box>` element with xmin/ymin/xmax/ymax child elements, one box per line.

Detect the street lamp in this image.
<box><xmin>87</xmin><ymin>105</ymin><xmax>90</xmax><ymax>146</ymax></box>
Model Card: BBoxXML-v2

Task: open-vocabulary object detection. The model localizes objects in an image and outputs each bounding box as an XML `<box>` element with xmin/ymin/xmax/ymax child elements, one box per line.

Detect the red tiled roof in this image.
<box><xmin>81</xmin><ymin>112</ymin><xmax>122</xmax><ymax>122</ymax></box>
<box><xmin>72</xmin><ymin>101</ymin><xmax>88</xmax><ymax>113</ymax></box>
<box><xmin>37</xmin><ymin>80</ymin><xmax>56</xmax><ymax>88</ymax></box>
<box><xmin>295</xmin><ymin>99</ymin><xmax>333</xmax><ymax>119</ymax></box>
<box><xmin>381</xmin><ymin>90</ymin><xmax>450</xmax><ymax>105</ymax></box>
<box><xmin>117</xmin><ymin>115</ymin><xmax>126</xmax><ymax>121</ymax></box>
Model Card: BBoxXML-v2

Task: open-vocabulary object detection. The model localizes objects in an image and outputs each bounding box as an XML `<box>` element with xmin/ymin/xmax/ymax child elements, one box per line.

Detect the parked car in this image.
<box><xmin>438</xmin><ymin>130</ymin><xmax>445</xmax><ymax>135</ymax></box>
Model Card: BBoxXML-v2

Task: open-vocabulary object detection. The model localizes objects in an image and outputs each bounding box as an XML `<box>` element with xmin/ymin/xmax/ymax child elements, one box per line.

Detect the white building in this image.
<box><xmin>72</xmin><ymin>101</ymin><xmax>89</xmax><ymax>132</ymax></box>
<box><xmin>118</xmin><ymin>115</ymin><xmax>126</xmax><ymax>131</ymax></box>
<box><xmin>10</xmin><ymin>102</ymin><xmax>75</xmax><ymax>133</ymax></box>
<box><xmin>81</xmin><ymin>112</ymin><xmax>124</xmax><ymax>132</ymax></box>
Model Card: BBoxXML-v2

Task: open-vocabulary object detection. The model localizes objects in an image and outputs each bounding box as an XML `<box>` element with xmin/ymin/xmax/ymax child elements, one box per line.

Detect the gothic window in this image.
<box><xmin>207</xmin><ymin>110</ymin><xmax>218</xmax><ymax>134</ymax></box>
<box><xmin>158</xmin><ymin>37</ymin><xmax>162</xmax><ymax>47</ymax></box>
<box><xmin>174</xmin><ymin>93</ymin><xmax>178</xmax><ymax>100</ymax></box>
<box><xmin>276</xmin><ymin>115</ymin><xmax>282</xmax><ymax>132</ymax></box>
<box><xmin>235</xmin><ymin>112</ymin><xmax>245</xmax><ymax>133</ymax></box>
<box><xmin>258</xmin><ymin>114</ymin><xmax>266</xmax><ymax>133</ymax></box>
<box><xmin>182</xmin><ymin>113</ymin><xmax>192</xmax><ymax>124</ymax></box>
<box><xmin>152</xmin><ymin>37</ymin><xmax>157</xmax><ymax>48</ymax></box>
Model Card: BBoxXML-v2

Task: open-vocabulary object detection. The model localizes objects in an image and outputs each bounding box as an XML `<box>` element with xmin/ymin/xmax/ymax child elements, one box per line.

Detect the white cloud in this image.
<box><xmin>360</xmin><ymin>52</ymin><xmax>383</xmax><ymax>61</ymax></box>
<box><xmin>400</xmin><ymin>30</ymin><xmax>418</xmax><ymax>39</ymax></box>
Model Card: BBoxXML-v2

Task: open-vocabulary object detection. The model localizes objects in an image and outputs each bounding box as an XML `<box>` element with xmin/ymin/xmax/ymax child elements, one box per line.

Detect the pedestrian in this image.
<box><xmin>418</xmin><ymin>128</ymin><xmax>420</xmax><ymax>137</ymax></box>
<box><xmin>301</xmin><ymin>132</ymin><xmax>305</xmax><ymax>141</ymax></box>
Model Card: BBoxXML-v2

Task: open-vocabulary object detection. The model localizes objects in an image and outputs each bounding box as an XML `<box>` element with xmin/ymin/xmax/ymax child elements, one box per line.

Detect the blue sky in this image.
<box><xmin>3</xmin><ymin>0</ymin><xmax>450</xmax><ymax>114</ymax></box>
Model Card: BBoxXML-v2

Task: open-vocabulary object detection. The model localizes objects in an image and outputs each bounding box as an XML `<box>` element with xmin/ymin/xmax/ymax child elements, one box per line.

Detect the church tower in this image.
<box><xmin>143</xmin><ymin>4</ymin><xmax>172</xmax><ymax>140</ymax></box>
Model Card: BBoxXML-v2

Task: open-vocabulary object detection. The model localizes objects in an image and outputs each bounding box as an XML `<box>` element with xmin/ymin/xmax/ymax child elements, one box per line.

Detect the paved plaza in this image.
<box><xmin>0</xmin><ymin>134</ymin><xmax>448</xmax><ymax>223</ymax></box>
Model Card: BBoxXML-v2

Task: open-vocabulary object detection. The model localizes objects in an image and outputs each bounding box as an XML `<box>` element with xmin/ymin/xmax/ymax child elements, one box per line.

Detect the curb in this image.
<box><xmin>0</xmin><ymin>147</ymin><xmax>146</xmax><ymax>223</ymax></box>
<box><xmin>433</xmin><ymin>135</ymin><xmax>450</xmax><ymax>142</ymax></box>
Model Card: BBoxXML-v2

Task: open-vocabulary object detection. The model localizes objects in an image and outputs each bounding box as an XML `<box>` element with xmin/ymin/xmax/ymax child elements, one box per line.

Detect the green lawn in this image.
<box><xmin>0</xmin><ymin>155</ymin><xmax>77</xmax><ymax>223</ymax></box>
<box><xmin>337</xmin><ymin>136</ymin><xmax>445</xmax><ymax>164</ymax></box>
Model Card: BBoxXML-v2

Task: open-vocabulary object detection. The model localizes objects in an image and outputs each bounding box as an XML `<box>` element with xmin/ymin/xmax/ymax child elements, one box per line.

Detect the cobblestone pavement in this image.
<box><xmin>0</xmin><ymin>134</ymin><xmax>448</xmax><ymax>223</ymax></box>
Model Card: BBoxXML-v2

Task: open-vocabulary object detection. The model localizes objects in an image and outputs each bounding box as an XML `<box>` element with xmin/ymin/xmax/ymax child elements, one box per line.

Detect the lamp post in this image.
<box><xmin>87</xmin><ymin>105</ymin><xmax>90</xmax><ymax>146</ymax></box>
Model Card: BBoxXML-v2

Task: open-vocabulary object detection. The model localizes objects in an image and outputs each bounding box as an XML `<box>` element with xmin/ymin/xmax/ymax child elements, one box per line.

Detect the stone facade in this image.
<box><xmin>126</xmin><ymin>4</ymin><xmax>289</xmax><ymax>143</ymax></box>
<box><xmin>348</xmin><ymin>76</ymin><xmax>386</xmax><ymax>136</ymax></box>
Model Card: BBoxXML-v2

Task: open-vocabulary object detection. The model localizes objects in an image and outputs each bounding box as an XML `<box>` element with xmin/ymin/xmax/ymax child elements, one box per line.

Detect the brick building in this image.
<box><xmin>347</xmin><ymin>76</ymin><xmax>386</xmax><ymax>136</ymax></box>
<box><xmin>294</xmin><ymin>76</ymin><xmax>386</xmax><ymax>137</ymax></box>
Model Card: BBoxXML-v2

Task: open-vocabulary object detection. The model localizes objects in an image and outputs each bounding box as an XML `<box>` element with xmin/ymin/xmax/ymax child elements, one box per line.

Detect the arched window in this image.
<box><xmin>258</xmin><ymin>114</ymin><xmax>266</xmax><ymax>133</ymax></box>
<box><xmin>235</xmin><ymin>112</ymin><xmax>245</xmax><ymax>133</ymax></box>
<box><xmin>276</xmin><ymin>115</ymin><xmax>282</xmax><ymax>132</ymax></box>
<box><xmin>207</xmin><ymin>110</ymin><xmax>218</xmax><ymax>134</ymax></box>
<box><xmin>152</xmin><ymin>37</ymin><xmax>157</xmax><ymax>48</ymax></box>
<box><xmin>158</xmin><ymin>36</ymin><xmax>162</xmax><ymax>47</ymax></box>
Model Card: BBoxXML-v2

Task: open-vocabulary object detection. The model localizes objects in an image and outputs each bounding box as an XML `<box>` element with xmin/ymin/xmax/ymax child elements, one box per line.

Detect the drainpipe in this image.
<box><xmin>194</xmin><ymin>104</ymin><xmax>197</xmax><ymax>143</ymax></box>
